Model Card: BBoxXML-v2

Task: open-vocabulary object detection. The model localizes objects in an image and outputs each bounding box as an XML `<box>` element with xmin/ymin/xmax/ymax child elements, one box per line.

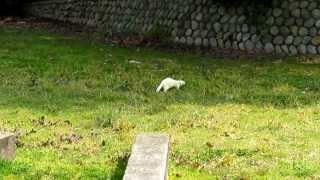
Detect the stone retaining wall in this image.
<box><xmin>24</xmin><ymin>0</ymin><xmax>320</xmax><ymax>55</ymax></box>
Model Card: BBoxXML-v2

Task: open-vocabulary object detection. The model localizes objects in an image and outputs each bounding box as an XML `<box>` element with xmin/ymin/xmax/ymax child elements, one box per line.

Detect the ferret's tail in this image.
<box><xmin>156</xmin><ymin>82</ymin><xmax>163</xmax><ymax>92</ymax></box>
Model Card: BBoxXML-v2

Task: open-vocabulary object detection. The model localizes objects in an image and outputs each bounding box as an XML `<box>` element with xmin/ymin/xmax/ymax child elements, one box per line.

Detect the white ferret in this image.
<box><xmin>156</xmin><ymin>77</ymin><xmax>186</xmax><ymax>92</ymax></box>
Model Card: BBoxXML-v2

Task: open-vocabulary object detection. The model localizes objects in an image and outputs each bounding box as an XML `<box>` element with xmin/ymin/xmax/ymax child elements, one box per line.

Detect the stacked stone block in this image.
<box><xmin>24</xmin><ymin>0</ymin><xmax>320</xmax><ymax>55</ymax></box>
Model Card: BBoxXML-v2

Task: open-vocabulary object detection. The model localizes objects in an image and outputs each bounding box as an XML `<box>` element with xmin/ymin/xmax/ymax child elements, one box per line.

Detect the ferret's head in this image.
<box><xmin>179</xmin><ymin>80</ymin><xmax>186</xmax><ymax>86</ymax></box>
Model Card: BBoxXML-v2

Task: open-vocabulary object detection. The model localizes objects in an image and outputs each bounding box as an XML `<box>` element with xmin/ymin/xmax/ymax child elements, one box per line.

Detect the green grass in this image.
<box><xmin>0</xmin><ymin>26</ymin><xmax>320</xmax><ymax>179</ymax></box>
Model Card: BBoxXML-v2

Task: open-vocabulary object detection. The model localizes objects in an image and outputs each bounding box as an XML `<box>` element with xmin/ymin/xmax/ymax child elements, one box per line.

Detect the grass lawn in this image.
<box><xmin>0</xmin><ymin>26</ymin><xmax>319</xmax><ymax>179</ymax></box>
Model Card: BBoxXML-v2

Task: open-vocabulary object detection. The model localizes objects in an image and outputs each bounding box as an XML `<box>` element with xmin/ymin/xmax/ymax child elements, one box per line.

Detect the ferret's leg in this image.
<box><xmin>163</xmin><ymin>86</ymin><xmax>169</xmax><ymax>92</ymax></box>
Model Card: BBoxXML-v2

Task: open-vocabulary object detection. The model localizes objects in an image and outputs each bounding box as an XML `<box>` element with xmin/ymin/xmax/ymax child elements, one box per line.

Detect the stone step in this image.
<box><xmin>123</xmin><ymin>134</ymin><xmax>169</xmax><ymax>180</ymax></box>
<box><xmin>0</xmin><ymin>133</ymin><xmax>16</xmax><ymax>160</ymax></box>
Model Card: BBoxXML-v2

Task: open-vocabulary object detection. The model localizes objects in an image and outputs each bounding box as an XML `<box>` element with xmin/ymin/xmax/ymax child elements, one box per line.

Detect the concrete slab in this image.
<box><xmin>0</xmin><ymin>132</ymin><xmax>16</xmax><ymax>160</ymax></box>
<box><xmin>123</xmin><ymin>134</ymin><xmax>169</xmax><ymax>180</ymax></box>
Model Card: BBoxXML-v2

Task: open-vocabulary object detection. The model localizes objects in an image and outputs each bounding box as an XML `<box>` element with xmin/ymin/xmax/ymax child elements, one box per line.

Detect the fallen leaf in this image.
<box><xmin>175</xmin><ymin>173</ymin><xmax>182</xmax><ymax>178</ymax></box>
<box><xmin>206</xmin><ymin>142</ymin><xmax>214</xmax><ymax>148</ymax></box>
<box><xmin>60</xmin><ymin>134</ymin><xmax>83</xmax><ymax>144</ymax></box>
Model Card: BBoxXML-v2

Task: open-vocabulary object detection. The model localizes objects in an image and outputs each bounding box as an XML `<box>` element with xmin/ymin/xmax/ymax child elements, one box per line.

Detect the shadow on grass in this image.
<box><xmin>1</xmin><ymin>26</ymin><xmax>320</xmax><ymax>115</ymax></box>
<box><xmin>110</xmin><ymin>154</ymin><xmax>130</xmax><ymax>180</ymax></box>
<box><xmin>0</xmin><ymin>160</ymin><xmax>30</xmax><ymax>176</ymax></box>
<box><xmin>0</xmin><ymin>64</ymin><xmax>319</xmax><ymax>119</ymax></box>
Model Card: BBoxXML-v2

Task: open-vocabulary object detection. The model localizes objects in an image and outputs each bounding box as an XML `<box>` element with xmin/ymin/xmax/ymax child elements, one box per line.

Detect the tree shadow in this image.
<box><xmin>0</xmin><ymin>63</ymin><xmax>319</xmax><ymax>117</ymax></box>
<box><xmin>1</xmin><ymin>26</ymin><xmax>320</xmax><ymax>116</ymax></box>
<box><xmin>0</xmin><ymin>159</ymin><xmax>30</xmax><ymax>176</ymax></box>
<box><xmin>110</xmin><ymin>153</ymin><xmax>130</xmax><ymax>180</ymax></box>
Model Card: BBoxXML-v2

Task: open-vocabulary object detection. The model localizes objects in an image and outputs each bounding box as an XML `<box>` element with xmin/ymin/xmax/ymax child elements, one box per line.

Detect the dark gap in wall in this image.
<box><xmin>0</xmin><ymin>0</ymin><xmax>21</xmax><ymax>16</ymax></box>
<box><xmin>0</xmin><ymin>0</ymin><xmax>40</xmax><ymax>16</ymax></box>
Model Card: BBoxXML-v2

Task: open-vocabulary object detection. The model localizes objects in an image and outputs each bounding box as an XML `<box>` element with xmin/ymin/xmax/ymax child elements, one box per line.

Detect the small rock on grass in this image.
<box><xmin>128</xmin><ymin>60</ymin><xmax>142</xmax><ymax>64</ymax></box>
